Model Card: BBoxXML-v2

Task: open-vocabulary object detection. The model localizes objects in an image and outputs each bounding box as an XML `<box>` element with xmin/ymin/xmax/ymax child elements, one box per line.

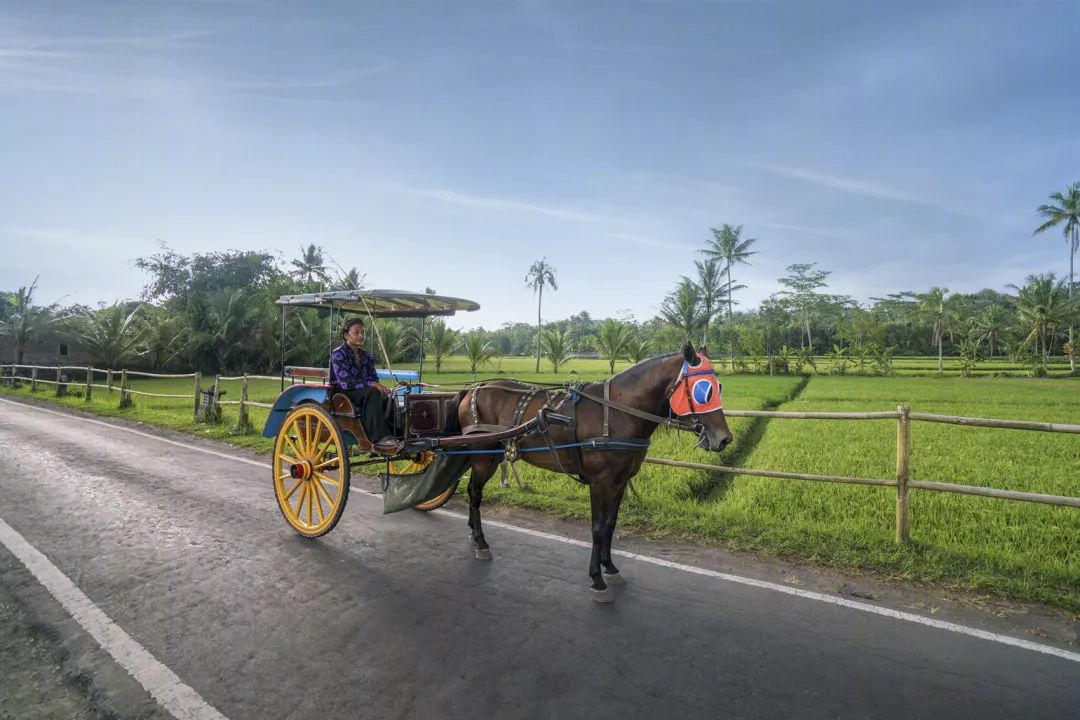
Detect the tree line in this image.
<box><xmin>2</xmin><ymin>183</ymin><xmax>1077</xmax><ymax>376</ymax></box>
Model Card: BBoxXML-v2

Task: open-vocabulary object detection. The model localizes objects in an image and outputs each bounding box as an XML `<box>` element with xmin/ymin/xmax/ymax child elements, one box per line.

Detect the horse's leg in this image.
<box><xmin>600</xmin><ymin>479</ymin><xmax>629</xmax><ymax>585</ymax></box>
<box><xmin>587</xmin><ymin>479</ymin><xmax>617</xmax><ymax>602</ymax></box>
<box><xmin>467</xmin><ymin>456</ymin><xmax>498</xmax><ymax>560</ymax></box>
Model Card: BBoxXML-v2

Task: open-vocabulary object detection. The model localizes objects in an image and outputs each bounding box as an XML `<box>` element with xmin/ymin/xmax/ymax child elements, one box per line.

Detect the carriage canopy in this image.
<box><xmin>275</xmin><ymin>289</ymin><xmax>480</xmax><ymax>318</ymax></box>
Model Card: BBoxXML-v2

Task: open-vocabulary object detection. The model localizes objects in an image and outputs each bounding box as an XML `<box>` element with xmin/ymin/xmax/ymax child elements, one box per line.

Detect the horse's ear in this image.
<box><xmin>697</xmin><ymin>345</ymin><xmax>708</xmax><ymax>357</ymax></box>
<box><xmin>682</xmin><ymin>342</ymin><xmax>698</xmax><ymax>365</ymax></box>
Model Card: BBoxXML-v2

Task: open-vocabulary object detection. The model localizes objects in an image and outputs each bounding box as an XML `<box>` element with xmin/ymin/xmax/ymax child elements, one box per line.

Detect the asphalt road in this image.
<box><xmin>1</xmin><ymin>397</ymin><xmax>1077</xmax><ymax>720</ymax></box>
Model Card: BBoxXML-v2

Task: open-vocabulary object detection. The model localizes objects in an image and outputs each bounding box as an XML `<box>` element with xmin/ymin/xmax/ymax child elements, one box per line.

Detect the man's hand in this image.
<box><xmin>373</xmin><ymin>382</ymin><xmax>392</xmax><ymax>397</ymax></box>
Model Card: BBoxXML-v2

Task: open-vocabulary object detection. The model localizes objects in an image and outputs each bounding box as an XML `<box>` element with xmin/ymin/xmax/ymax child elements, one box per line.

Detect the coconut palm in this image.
<box><xmin>658</xmin><ymin>278</ymin><xmax>702</xmax><ymax>342</ymax></box>
<box><xmin>78</xmin><ymin>301</ymin><xmax>146</xmax><ymax>369</ymax></box>
<box><xmin>918</xmin><ymin>287</ymin><xmax>951</xmax><ymax>374</ymax></box>
<box><xmin>290</xmin><ymin>244</ymin><xmax>330</xmax><ymax>285</ymax></box>
<box><xmin>525</xmin><ymin>258</ymin><xmax>558</xmax><ymax>373</ymax></box>
<box><xmin>141</xmin><ymin>305</ymin><xmax>189</xmax><ymax>370</ymax></box>
<box><xmin>970</xmin><ymin>306</ymin><xmax>1005</xmax><ymax>358</ymax></box>
<box><xmin>373</xmin><ymin>320</ymin><xmax>416</xmax><ymax>364</ymax></box>
<box><xmin>692</xmin><ymin>257</ymin><xmax>729</xmax><ymax>350</ymax></box>
<box><xmin>594</xmin><ymin>318</ymin><xmax>633</xmax><ymax>375</ymax></box>
<box><xmin>332</xmin><ymin>267</ymin><xmax>365</xmax><ymax>291</ymax></box>
<box><xmin>0</xmin><ymin>277</ymin><xmax>53</xmax><ymax>364</ymax></box>
<box><xmin>703</xmin><ymin>224</ymin><xmax>757</xmax><ymax>368</ymax></box>
<box><xmin>1034</xmin><ymin>182</ymin><xmax>1079</xmax><ymax>372</ymax></box>
<box><xmin>424</xmin><ymin>320</ymin><xmax>460</xmax><ymax>374</ymax></box>
<box><xmin>461</xmin><ymin>331</ymin><xmax>495</xmax><ymax>379</ymax></box>
<box><xmin>540</xmin><ymin>328</ymin><xmax>572</xmax><ymax>374</ymax></box>
<box><xmin>1008</xmin><ymin>273</ymin><xmax>1071</xmax><ymax>372</ymax></box>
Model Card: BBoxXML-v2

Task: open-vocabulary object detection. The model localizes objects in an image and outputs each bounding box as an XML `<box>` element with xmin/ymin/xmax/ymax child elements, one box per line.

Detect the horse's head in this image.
<box><xmin>669</xmin><ymin>342</ymin><xmax>733</xmax><ymax>452</ymax></box>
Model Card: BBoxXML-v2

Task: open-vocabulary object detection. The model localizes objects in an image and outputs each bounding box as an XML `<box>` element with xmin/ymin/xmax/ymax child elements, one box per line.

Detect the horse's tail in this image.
<box><xmin>444</xmin><ymin>389</ymin><xmax>467</xmax><ymax>435</ymax></box>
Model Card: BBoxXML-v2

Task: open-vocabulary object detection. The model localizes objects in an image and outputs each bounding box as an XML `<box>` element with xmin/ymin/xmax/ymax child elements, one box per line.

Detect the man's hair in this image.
<box><xmin>341</xmin><ymin>317</ymin><xmax>366</xmax><ymax>338</ymax></box>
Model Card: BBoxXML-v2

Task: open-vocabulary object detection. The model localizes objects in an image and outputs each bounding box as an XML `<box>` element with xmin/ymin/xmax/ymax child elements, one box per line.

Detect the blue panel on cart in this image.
<box><xmin>261</xmin><ymin>385</ymin><xmax>331</xmax><ymax>438</ymax></box>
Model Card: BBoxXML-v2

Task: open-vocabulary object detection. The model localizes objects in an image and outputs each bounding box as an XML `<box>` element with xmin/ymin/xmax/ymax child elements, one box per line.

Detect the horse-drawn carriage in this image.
<box><xmin>264</xmin><ymin>289</ymin><xmax>733</xmax><ymax>601</ymax></box>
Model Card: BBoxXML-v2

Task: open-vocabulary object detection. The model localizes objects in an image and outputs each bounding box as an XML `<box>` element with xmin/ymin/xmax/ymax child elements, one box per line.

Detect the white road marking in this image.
<box><xmin>3</xmin><ymin>395</ymin><xmax>1078</xmax><ymax>666</ymax></box>
<box><xmin>0</xmin><ymin>517</ymin><xmax>231</xmax><ymax>720</ymax></box>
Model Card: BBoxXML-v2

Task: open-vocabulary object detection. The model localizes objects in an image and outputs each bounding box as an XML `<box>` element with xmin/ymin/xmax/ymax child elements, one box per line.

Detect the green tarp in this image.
<box><xmin>379</xmin><ymin>452</ymin><xmax>471</xmax><ymax>514</ymax></box>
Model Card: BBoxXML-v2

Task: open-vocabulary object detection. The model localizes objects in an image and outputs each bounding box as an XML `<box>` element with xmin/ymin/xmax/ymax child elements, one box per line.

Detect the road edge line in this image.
<box><xmin>0</xmin><ymin>516</ymin><xmax>231</xmax><ymax>720</ymax></box>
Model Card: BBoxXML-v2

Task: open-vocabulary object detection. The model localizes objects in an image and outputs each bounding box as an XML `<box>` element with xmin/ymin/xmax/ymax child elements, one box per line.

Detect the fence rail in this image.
<box><xmin>2</xmin><ymin>363</ymin><xmax>1076</xmax><ymax>545</ymax></box>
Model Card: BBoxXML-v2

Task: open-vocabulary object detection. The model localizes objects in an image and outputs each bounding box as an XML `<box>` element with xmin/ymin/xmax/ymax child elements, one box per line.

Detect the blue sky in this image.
<box><xmin>1</xmin><ymin>1</ymin><xmax>1077</xmax><ymax>331</ymax></box>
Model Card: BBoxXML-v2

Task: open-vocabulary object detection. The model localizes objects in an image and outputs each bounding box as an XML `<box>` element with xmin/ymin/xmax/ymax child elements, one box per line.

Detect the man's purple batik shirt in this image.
<box><xmin>329</xmin><ymin>342</ymin><xmax>378</xmax><ymax>390</ymax></box>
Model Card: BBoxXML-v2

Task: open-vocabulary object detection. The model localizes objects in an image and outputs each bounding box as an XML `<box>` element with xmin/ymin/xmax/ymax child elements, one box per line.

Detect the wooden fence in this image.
<box><xmin>3</xmin><ymin>364</ymin><xmax>1078</xmax><ymax>545</ymax></box>
<box><xmin>645</xmin><ymin>406</ymin><xmax>1080</xmax><ymax>544</ymax></box>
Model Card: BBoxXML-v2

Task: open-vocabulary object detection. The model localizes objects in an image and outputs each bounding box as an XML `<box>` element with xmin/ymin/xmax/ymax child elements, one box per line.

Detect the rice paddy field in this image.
<box><xmin>2</xmin><ymin>359</ymin><xmax>1078</xmax><ymax>609</ymax></box>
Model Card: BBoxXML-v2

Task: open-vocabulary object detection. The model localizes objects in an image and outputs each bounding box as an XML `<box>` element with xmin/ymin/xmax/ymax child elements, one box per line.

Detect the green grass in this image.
<box><xmin>2</xmin><ymin>364</ymin><xmax>1078</xmax><ymax>610</ymax></box>
<box><xmin>725</xmin><ymin>376</ymin><xmax>1080</xmax><ymax>609</ymax></box>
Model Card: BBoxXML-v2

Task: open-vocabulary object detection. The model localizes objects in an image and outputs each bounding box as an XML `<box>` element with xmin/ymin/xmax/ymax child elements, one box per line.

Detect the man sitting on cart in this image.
<box><xmin>329</xmin><ymin>317</ymin><xmax>394</xmax><ymax>444</ymax></box>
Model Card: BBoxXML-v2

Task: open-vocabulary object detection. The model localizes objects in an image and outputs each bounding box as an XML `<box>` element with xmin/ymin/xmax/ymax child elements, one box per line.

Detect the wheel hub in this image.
<box><xmin>289</xmin><ymin>459</ymin><xmax>313</xmax><ymax>481</ymax></box>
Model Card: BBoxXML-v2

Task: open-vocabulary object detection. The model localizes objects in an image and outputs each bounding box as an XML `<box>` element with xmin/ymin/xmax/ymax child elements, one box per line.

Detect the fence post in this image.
<box><xmin>31</xmin><ymin>367</ymin><xmax>37</xmax><ymax>392</ymax></box>
<box><xmin>107</xmin><ymin>369</ymin><xmax>113</xmax><ymax>395</ymax></box>
<box><xmin>208</xmin><ymin>375</ymin><xmax>221</xmax><ymax>423</ymax></box>
<box><xmin>85</xmin><ymin>367</ymin><xmax>93</xmax><ymax>402</ymax></box>
<box><xmin>119</xmin><ymin>370</ymin><xmax>132</xmax><ymax>408</ymax></box>
<box><xmin>234</xmin><ymin>374</ymin><xmax>252</xmax><ymax>433</ymax></box>
<box><xmin>193</xmin><ymin>371</ymin><xmax>202</xmax><ymax>420</ymax></box>
<box><xmin>895</xmin><ymin>404</ymin><xmax>911</xmax><ymax>544</ymax></box>
<box><xmin>56</xmin><ymin>369</ymin><xmax>67</xmax><ymax>397</ymax></box>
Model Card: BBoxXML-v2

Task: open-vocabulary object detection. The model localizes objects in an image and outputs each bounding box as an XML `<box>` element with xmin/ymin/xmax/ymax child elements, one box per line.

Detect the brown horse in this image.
<box><xmin>446</xmin><ymin>342</ymin><xmax>733</xmax><ymax>602</ymax></box>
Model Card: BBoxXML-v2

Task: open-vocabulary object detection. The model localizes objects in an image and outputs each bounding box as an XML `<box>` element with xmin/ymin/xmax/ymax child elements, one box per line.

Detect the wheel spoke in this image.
<box><xmin>313</xmin><ymin>477</ymin><xmax>336</xmax><ymax>507</ymax></box>
<box><xmin>307</xmin><ymin>483</ymin><xmax>314</xmax><ymax>526</ymax></box>
<box><xmin>312</xmin><ymin>489</ymin><xmax>325</xmax><ymax>523</ymax></box>
<box><xmin>312</xmin><ymin>436</ymin><xmax>333</xmax><ymax>464</ymax></box>
<box><xmin>313</xmin><ymin>456</ymin><xmax>339</xmax><ymax>471</ymax></box>
<box><xmin>291</xmin><ymin>482</ymin><xmax>306</xmax><ymax>519</ymax></box>
<box><xmin>307</xmin><ymin>416</ymin><xmax>318</xmax><ymax>454</ymax></box>
<box><xmin>283</xmin><ymin>478</ymin><xmax>303</xmax><ymax>501</ymax></box>
<box><xmin>283</xmin><ymin>433</ymin><xmax>304</xmax><ymax>461</ymax></box>
<box><xmin>313</xmin><ymin>470</ymin><xmax>340</xmax><ymax>488</ymax></box>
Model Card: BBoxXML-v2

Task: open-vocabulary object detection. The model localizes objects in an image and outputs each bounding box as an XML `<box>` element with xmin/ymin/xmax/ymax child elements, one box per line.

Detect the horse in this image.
<box><xmin>445</xmin><ymin>342</ymin><xmax>733</xmax><ymax>602</ymax></box>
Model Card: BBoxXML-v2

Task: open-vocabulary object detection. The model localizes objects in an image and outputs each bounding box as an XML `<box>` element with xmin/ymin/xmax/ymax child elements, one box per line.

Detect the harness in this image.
<box><xmin>451</xmin><ymin>356</ymin><xmax>722</xmax><ymax>483</ymax></box>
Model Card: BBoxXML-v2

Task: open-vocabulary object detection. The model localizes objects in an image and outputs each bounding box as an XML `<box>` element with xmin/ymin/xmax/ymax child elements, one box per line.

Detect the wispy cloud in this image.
<box><xmin>380</xmin><ymin>184</ymin><xmax>606</xmax><ymax>224</ymax></box>
<box><xmin>748</xmin><ymin>162</ymin><xmax>971</xmax><ymax>217</ymax></box>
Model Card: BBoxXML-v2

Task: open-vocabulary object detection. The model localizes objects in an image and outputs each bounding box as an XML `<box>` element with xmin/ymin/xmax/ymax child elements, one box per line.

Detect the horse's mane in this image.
<box><xmin>609</xmin><ymin>351</ymin><xmax>680</xmax><ymax>384</ymax></box>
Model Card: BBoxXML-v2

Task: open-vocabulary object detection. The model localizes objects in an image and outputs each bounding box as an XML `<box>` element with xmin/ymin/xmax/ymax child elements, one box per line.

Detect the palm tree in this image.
<box><xmin>540</xmin><ymin>328</ymin><xmax>572</xmax><ymax>373</ymax></box>
<box><xmin>970</xmin><ymin>306</ymin><xmax>1004</xmax><ymax>358</ymax></box>
<box><xmin>373</xmin><ymin>320</ymin><xmax>416</xmax><ymax>364</ymax></box>
<box><xmin>658</xmin><ymin>278</ymin><xmax>702</xmax><ymax>341</ymax></box>
<box><xmin>0</xmin><ymin>277</ymin><xmax>52</xmax><ymax>364</ymax></box>
<box><xmin>141</xmin><ymin>305</ymin><xmax>188</xmax><ymax>370</ymax></box>
<box><xmin>525</xmin><ymin>258</ymin><xmax>558</xmax><ymax>373</ymax></box>
<box><xmin>461</xmin><ymin>331</ymin><xmax>494</xmax><ymax>379</ymax></box>
<box><xmin>626</xmin><ymin>334</ymin><xmax>651</xmax><ymax>363</ymax></box>
<box><xmin>1009</xmin><ymin>273</ymin><xmax>1071</xmax><ymax>372</ymax></box>
<box><xmin>594</xmin><ymin>318</ymin><xmax>633</xmax><ymax>375</ymax></box>
<box><xmin>290</xmin><ymin>244</ymin><xmax>330</xmax><ymax>285</ymax></box>
<box><xmin>78</xmin><ymin>302</ymin><xmax>146</xmax><ymax>369</ymax></box>
<box><xmin>332</xmin><ymin>267</ymin><xmax>365</xmax><ymax>291</ymax></box>
<box><xmin>203</xmin><ymin>288</ymin><xmax>260</xmax><ymax>372</ymax></box>
<box><xmin>1035</xmin><ymin>182</ymin><xmax>1079</xmax><ymax>372</ymax></box>
<box><xmin>424</xmin><ymin>320</ymin><xmax>460</xmax><ymax>374</ymax></box>
<box><xmin>703</xmin><ymin>224</ymin><xmax>757</xmax><ymax>369</ymax></box>
<box><xmin>691</xmin><ymin>256</ymin><xmax>737</xmax><ymax>353</ymax></box>
<box><xmin>918</xmin><ymin>287</ymin><xmax>951</xmax><ymax>373</ymax></box>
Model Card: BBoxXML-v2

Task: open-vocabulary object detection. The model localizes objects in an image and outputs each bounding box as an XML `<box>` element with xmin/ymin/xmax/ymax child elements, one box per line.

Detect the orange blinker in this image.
<box><xmin>669</xmin><ymin>355</ymin><xmax>723</xmax><ymax>416</ymax></box>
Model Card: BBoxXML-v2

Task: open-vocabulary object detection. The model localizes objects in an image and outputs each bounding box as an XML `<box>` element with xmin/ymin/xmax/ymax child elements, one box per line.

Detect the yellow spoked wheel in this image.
<box><xmin>385</xmin><ymin>451</ymin><xmax>458</xmax><ymax>512</ymax></box>
<box><xmin>273</xmin><ymin>404</ymin><xmax>351</xmax><ymax>538</ymax></box>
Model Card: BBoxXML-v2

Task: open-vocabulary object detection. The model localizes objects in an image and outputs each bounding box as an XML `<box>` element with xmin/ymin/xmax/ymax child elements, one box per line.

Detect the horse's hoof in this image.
<box><xmin>474</xmin><ymin>547</ymin><xmax>493</xmax><ymax>560</ymax></box>
<box><xmin>592</xmin><ymin>587</ymin><xmax>614</xmax><ymax>603</ymax></box>
<box><xmin>603</xmin><ymin>571</ymin><xmax>627</xmax><ymax>585</ymax></box>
